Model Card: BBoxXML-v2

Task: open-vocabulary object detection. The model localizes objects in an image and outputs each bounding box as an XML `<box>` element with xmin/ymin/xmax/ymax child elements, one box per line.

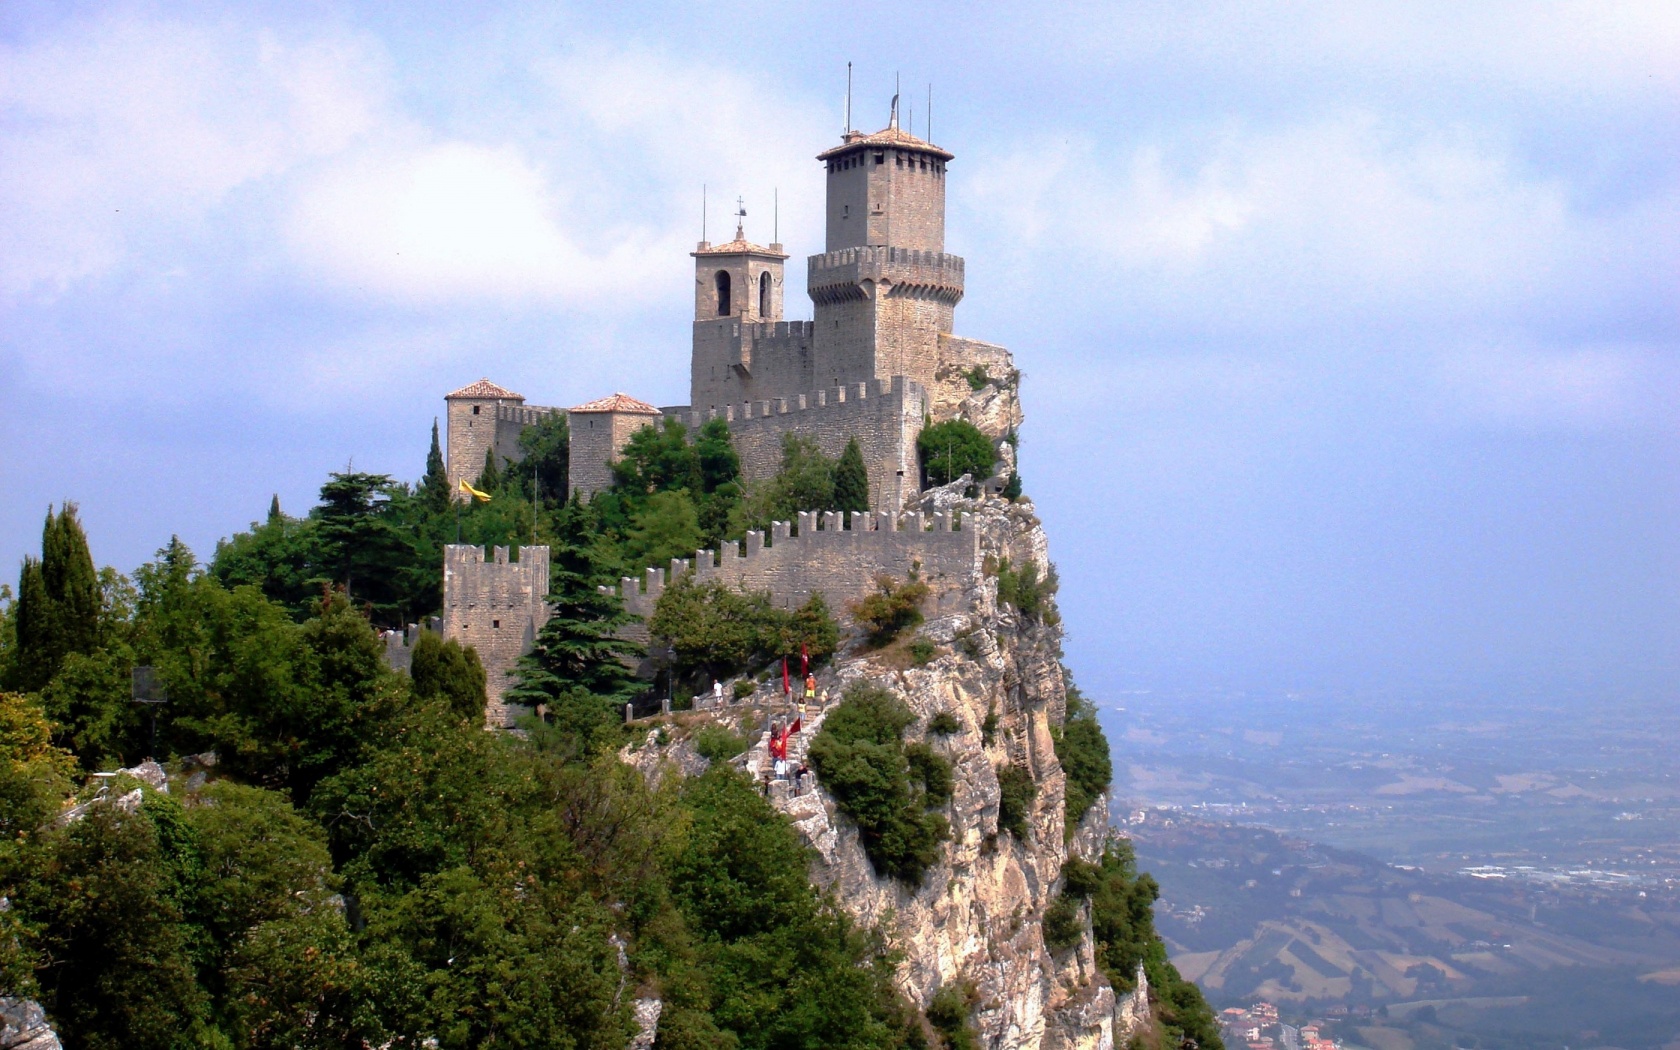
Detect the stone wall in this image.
<box><xmin>568</xmin><ymin>409</ymin><xmax>657</xmax><ymax>499</ymax></box>
<box><xmin>608</xmin><ymin>508</ymin><xmax>978</xmax><ymax>626</ymax></box>
<box><xmin>441</xmin><ymin>544</ymin><xmax>550</xmax><ymax>728</ymax></box>
<box><xmin>669</xmin><ymin>375</ymin><xmax>927</xmax><ymax>512</ymax></box>
<box><xmin>689</xmin><ymin>319</ymin><xmax>816</xmax><ymax>411</ymax></box>
<box><xmin>808</xmin><ymin>247</ymin><xmax>963</xmax><ymax>399</ymax></box>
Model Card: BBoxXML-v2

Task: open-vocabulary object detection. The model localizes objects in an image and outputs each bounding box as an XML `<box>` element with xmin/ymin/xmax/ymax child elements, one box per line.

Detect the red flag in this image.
<box><xmin>782</xmin><ymin>657</ymin><xmax>791</xmax><ymax>696</ymax></box>
<box><xmin>801</xmin><ymin>643</ymin><xmax>809</xmax><ymax>677</ymax></box>
<box><xmin>769</xmin><ymin>727</ymin><xmax>785</xmax><ymax>759</ymax></box>
<box><xmin>789</xmin><ymin>717</ymin><xmax>802</xmax><ymax>735</ymax></box>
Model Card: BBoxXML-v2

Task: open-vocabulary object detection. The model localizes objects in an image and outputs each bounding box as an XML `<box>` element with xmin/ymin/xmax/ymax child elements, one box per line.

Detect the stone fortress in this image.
<box><xmin>438</xmin><ymin>106</ymin><xmax>1027</xmax><ymax>724</ymax></box>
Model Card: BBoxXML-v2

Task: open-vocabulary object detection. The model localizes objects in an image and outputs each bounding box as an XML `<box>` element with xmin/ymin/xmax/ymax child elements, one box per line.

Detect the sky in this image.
<box><xmin>2</xmin><ymin>0</ymin><xmax>1677</xmax><ymax>704</ymax></box>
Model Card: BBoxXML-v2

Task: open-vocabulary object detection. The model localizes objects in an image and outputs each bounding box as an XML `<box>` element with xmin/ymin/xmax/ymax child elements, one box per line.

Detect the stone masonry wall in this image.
<box><xmin>441</xmin><ymin>544</ymin><xmax>551</xmax><ymax>728</ymax></box>
<box><xmin>669</xmin><ymin>375</ymin><xmax>927</xmax><ymax>513</ymax></box>
<box><xmin>690</xmin><ymin>320</ymin><xmax>816</xmax><ymax>411</ymax></box>
<box><xmin>609</xmin><ymin>508</ymin><xmax>978</xmax><ymax>628</ymax></box>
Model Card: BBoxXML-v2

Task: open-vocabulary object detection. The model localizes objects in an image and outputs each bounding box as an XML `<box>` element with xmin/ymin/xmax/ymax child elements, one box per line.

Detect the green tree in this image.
<box><xmin>694</xmin><ymin>417</ymin><xmax>740</xmax><ymax>493</ymax></box>
<box><xmin>315</xmin><ymin>473</ymin><xmax>411</xmax><ymax>616</ymax></box>
<box><xmin>13</xmin><ymin>798</ymin><xmax>212</xmax><ymax>1049</ymax></box>
<box><xmin>506</xmin><ymin>520</ymin><xmax>644</xmax><ymax>714</ymax></box>
<box><xmin>650</xmin><ymin>578</ymin><xmax>838</xmax><ymax>686</ymax></box>
<box><xmin>848</xmin><ymin>574</ymin><xmax>930</xmax><ymax>648</ymax></box>
<box><xmin>917</xmin><ymin>420</ymin><xmax>994</xmax><ymax>487</ymax></box>
<box><xmin>515</xmin><ymin>409</ymin><xmax>570</xmax><ymax>505</ymax></box>
<box><xmin>476</xmin><ymin>448</ymin><xmax>502</xmax><ymax>494</ymax></box>
<box><xmin>409</xmin><ymin>632</ymin><xmax>488</xmax><ymax>723</ymax></box>
<box><xmin>611</xmin><ymin>417</ymin><xmax>700</xmax><ymax>502</ymax></box>
<box><xmin>621</xmin><ymin>490</ymin><xmax>705</xmax><ymax>575</ymax></box>
<box><xmin>422</xmin><ymin>419</ymin><xmax>452</xmax><ymax>513</ymax></box>
<box><xmin>10</xmin><ymin>505</ymin><xmax>103</xmax><ymax>691</ymax></box>
<box><xmin>833</xmin><ymin>437</ymin><xmax>871</xmax><ymax>513</ymax></box>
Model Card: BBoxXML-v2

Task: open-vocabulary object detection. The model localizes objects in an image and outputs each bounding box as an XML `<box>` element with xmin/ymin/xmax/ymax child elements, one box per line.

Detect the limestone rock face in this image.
<box><xmin>0</xmin><ymin>998</ymin><xmax>61</xmax><ymax>1050</ymax></box>
<box><xmin>765</xmin><ymin>498</ymin><xmax>1142</xmax><ymax>1050</ymax></box>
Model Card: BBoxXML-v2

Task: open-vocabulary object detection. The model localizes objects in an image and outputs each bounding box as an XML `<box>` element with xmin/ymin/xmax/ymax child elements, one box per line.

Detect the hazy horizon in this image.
<box><xmin>4</xmin><ymin>1</ymin><xmax>1676</xmax><ymax>701</ymax></box>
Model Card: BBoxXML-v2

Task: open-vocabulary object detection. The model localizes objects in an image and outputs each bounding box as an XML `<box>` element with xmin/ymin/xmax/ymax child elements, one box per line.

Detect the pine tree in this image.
<box><xmin>423</xmin><ymin>419</ymin><xmax>451</xmax><ymax>512</ymax></box>
<box><xmin>267</xmin><ymin>494</ymin><xmax>283</xmax><ymax>524</ymax></box>
<box><xmin>833</xmin><ymin>437</ymin><xmax>870</xmax><ymax>513</ymax></box>
<box><xmin>507</xmin><ymin>496</ymin><xmax>644</xmax><ymax>709</ymax></box>
<box><xmin>476</xmin><ymin>448</ymin><xmax>501</xmax><ymax>494</ymax></box>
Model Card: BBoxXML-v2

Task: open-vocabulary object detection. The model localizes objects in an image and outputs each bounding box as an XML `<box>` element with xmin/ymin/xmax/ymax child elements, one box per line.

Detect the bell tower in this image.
<box><xmin>689</xmin><ymin>201</ymin><xmax>796</xmax><ymax>410</ymax></box>
<box><xmin>808</xmin><ymin>108</ymin><xmax>964</xmax><ymax>394</ymax></box>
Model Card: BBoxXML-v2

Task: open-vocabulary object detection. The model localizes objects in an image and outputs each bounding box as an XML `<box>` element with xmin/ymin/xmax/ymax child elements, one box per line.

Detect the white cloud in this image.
<box><xmin>0</xmin><ymin>13</ymin><xmax>387</xmax><ymax>299</ymax></box>
<box><xmin>1435</xmin><ymin>343</ymin><xmax>1680</xmax><ymax>430</ymax></box>
<box><xmin>962</xmin><ymin>113</ymin><xmax>1678</xmax><ymax>335</ymax></box>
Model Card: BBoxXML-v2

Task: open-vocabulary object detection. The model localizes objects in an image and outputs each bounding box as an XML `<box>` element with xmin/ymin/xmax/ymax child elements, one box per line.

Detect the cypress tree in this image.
<box><xmin>41</xmin><ymin>504</ymin><xmax>101</xmax><ymax>662</ymax></box>
<box><xmin>10</xmin><ymin>557</ymin><xmax>53</xmax><ymax>692</ymax></box>
<box><xmin>476</xmin><ymin>448</ymin><xmax>501</xmax><ymax>494</ymax></box>
<box><xmin>424</xmin><ymin>419</ymin><xmax>451</xmax><ymax>512</ymax></box>
<box><xmin>267</xmin><ymin>494</ymin><xmax>283</xmax><ymax>524</ymax></box>
<box><xmin>833</xmin><ymin>437</ymin><xmax>870</xmax><ymax>513</ymax></box>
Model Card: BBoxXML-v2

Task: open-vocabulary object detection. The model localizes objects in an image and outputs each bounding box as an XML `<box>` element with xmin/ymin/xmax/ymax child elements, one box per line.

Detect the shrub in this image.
<box><xmin>905</xmin><ymin>743</ymin><xmax>953</xmax><ymax>807</ymax></box>
<box><xmin>995</xmin><ymin>764</ymin><xmax>1036</xmax><ymax>840</ymax></box>
<box><xmin>908</xmin><ymin>638</ymin><xmax>936</xmax><ymax>666</ymax></box>
<box><xmin>980</xmin><ymin>703</ymin><xmax>998</xmax><ymax>747</ymax></box>
<box><xmin>849</xmin><ymin>574</ymin><xmax>930</xmax><ymax>648</ymax></box>
<box><xmin>926</xmin><ymin>981</ymin><xmax>980</xmax><ymax>1050</ymax></box>
<box><xmin>1054</xmin><ymin>685</ymin><xmax>1113</xmax><ymax>835</ymax></box>
<box><xmin>808</xmin><ymin>685</ymin><xmax>951</xmax><ymax>883</ymax></box>
<box><xmin>694</xmin><ymin>724</ymin><xmax>749</xmax><ymax>763</ymax></box>
<box><xmin>928</xmin><ymin>711</ymin><xmax>960</xmax><ymax>735</ymax></box>
<box><xmin>1042</xmin><ymin>893</ymin><xmax>1084</xmax><ymax>952</ymax></box>
<box><xmin>962</xmin><ymin>365</ymin><xmax>990</xmax><ymax>392</ymax></box>
<box><xmin>732</xmin><ymin>678</ymin><xmax>757</xmax><ymax>700</ymax></box>
<box><xmin>652</xmin><ymin>577</ymin><xmax>837</xmax><ymax>683</ymax></box>
<box><xmin>918</xmin><ymin>419</ymin><xmax>995</xmax><ymax>487</ymax></box>
<box><xmin>994</xmin><ymin>557</ymin><xmax>1058</xmax><ymax>623</ymax></box>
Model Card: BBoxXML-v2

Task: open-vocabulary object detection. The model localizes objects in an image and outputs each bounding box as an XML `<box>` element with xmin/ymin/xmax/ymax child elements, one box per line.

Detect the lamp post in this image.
<box><xmin>130</xmin><ymin>666</ymin><xmax>168</xmax><ymax>761</ymax></box>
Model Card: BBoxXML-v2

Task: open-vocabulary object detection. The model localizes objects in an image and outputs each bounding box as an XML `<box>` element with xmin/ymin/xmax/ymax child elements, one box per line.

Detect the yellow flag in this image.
<box><xmin>458</xmin><ymin>478</ymin><xmax>492</xmax><ymax>503</ymax></box>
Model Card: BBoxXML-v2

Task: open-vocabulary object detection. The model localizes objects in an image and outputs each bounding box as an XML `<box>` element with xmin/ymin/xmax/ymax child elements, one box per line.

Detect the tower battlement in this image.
<box><xmin>441</xmin><ymin>544</ymin><xmax>551</xmax><ymax>727</ymax></box>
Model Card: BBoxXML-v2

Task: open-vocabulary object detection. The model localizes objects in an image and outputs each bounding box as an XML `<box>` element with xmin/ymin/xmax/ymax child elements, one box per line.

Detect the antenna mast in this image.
<box><xmin>774</xmin><ymin>188</ymin><xmax>779</xmax><ymax>242</ymax></box>
<box><xmin>702</xmin><ymin>184</ymin><xmax>707</xmax><ymax>242</ymax></box>
<box><xmin>845</xmin><ymin>62</ymin><xmax>852</xmax><ymax>134</ymax></box>
<box><xmin>927</xmin><ymin>83</ymin><xmax>933</xmax><ymax>141</ymax></box>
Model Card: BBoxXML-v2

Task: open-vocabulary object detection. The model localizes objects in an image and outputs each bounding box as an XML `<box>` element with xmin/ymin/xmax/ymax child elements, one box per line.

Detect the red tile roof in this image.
<box><xmin>692</xmin><ymin>237</ymin><xmax>788</xmax><ymax>258</ymax></box>
<box><xmin>818</xmin><ymin>125</ymin><xmax>953</xmax><ymax>161</ymax></box>
<box><xmin>445</xmin><ymin>378</ymin><xmax>524</xmax><ymax>401</ymax></box>
<box><xmin>570</xmin><ymin>392</ymin><xmax>662</xmax><ymax>415</ymax></box>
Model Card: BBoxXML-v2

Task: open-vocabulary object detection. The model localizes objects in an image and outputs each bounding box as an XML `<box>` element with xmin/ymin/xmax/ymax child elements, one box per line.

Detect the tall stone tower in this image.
<box><xmin>445</xmin><ymin>378</ymin><xmax>527</xmax><ymax>499</ymax></box>
<box><xmin>808</xmin><ymin>112</ymin><xmax>964</xmax><ymax>395</ymax></box>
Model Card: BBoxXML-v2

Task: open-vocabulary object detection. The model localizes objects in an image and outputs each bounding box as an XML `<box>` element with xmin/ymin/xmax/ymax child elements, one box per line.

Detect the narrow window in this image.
<box><xmin>758</xmin><ymin>271</ymin><xmax>771</xmax><ymax>316</ymax></box>
<box><xmin>472</xmin><ymin>405</ymin><xmax>480</xmax><ymax>415</ymax></box>
<box><xmin>493</xmin><ymin>619</ymin><xmax>501</xmax><ymax>629</ymax></box>
<box><xmin>715</xmin><ymin>270</ymin><xmax>731</xmax><ymax>316</ymax></box>
<box><xmin>874</xmin><ymin>151</ymin><xmax>885</xmax><ymax>165</ymax></box>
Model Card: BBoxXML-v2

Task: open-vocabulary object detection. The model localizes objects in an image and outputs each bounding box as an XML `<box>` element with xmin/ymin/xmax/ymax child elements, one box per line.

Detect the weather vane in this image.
<box><xmin>735</xmin><ymin>196</ymin><xmax>747</xmax><ymax>240</ymax></box>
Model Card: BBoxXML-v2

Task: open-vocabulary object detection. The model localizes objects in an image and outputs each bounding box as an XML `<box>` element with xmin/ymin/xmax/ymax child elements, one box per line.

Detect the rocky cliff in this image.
<box><xmin>628</xmin><ymin>492</ymin><xmax>1146</xmax><ymax>1050</ymax></box>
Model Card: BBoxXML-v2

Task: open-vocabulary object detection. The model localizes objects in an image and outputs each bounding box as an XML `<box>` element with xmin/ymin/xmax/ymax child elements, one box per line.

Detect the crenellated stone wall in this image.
<box><xmin>609</xmin><ymin>508</ymin><xmax>978</xmax><ymax>629</ymax></box>
<box><xmin>441</xmin><ymin>544</ymin><xmax>550</xmax><ymax>727</ymax></box>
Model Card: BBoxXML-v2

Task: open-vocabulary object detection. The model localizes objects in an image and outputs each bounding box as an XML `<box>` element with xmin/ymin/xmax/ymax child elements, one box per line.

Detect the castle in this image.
<box><xmin>439</xmin><ymin>109</ymin><xmax>1024</xmax><ymax>724</ymax></box>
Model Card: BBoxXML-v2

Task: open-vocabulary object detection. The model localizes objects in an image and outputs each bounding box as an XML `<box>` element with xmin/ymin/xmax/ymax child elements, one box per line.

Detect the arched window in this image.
<box><xmin>715</xmin><ymin>270</ymin><xmax>731</xmax><ymax>316</ymax></box>
<box><xmin>758</xmin><ymin>271</ymin><xmax>771</xmax><ymax>317</ymax></box>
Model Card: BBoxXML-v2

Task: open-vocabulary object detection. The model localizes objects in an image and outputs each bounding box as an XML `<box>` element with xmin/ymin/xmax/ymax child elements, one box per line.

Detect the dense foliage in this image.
<box><xmin>0</xmin><ymin>564</ymin><xmax>926</xmax><ymax>1050</ymax></box>
<box><xmin>993</xmin><ymin>556</ymin><xmax>1058</xmax><ymax>624</ymax></box>
<box><xmin>1067</xmin><ymin>842</ymin><xmax>1225</xmax><ymax>1050</ymax></box>
<box><xmin>807</xmin><ymin>685</ymin><xmax>951</xmax><ymax>884</ymax></box>
<box><xmin>1052</xmin><ymin>685</ymin><xmax>1112</xmax><ymax>835</ymax></box>
<box><xmin>917</xmin><ymin>420</ymin><xmax>994</xmax><ymax>488</ymax></box>
<box><xmin>649</xmin><ymin>577</ymin><xmax>837</xmax><ymax>686</ymax></box>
